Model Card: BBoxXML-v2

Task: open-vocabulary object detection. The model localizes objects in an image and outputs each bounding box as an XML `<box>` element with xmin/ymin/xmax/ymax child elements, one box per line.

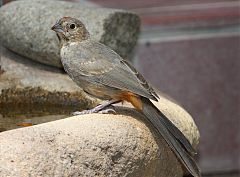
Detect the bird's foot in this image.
<box><xmin>98</xmin><ymin>106</ymin><xmax>116</xmax><ymax>114</ymax></box>
<box><xmin>72</xmin><ymin>101</ymin><xmax>117</xmax><ymax>116</ymax></box>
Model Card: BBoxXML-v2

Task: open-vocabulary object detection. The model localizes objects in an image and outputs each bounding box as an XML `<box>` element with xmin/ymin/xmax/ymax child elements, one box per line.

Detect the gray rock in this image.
<box><xmin>0</xmin><ymin>0</ymin><xmax>140</xmax><ymax>68</ymax></box>
<box><xmin>0</xmin><ymin>101</ymin><xmax>200</xmax><ymax>177</ymax></box>
<box><xmin>0</xmin><ymin>46</ymin><xmax>98</xmax><ymax>115</ymax></box>
<box><xmin>0</xmin><ymin>45</ymin><xmax>200</xmax><ymax>176</ymax></box>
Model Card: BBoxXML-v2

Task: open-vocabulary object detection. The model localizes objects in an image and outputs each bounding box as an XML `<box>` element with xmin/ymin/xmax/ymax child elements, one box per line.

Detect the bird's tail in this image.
<box><xmin>140</xmin><ymin>96</ymin><xmax>201</xmax><ymax>177</ymax></box>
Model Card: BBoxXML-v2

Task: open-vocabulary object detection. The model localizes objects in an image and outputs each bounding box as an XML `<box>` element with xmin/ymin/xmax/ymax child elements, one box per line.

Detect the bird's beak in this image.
<box><xmin>51</xmin><ymin>22</ymin><xmax>64</xmax><ymax>33</ymax></box>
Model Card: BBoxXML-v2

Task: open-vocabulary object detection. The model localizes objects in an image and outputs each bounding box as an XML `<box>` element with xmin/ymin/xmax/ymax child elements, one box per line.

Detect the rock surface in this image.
<box><xmin>0</xmin><ymin>0</ymin><xmax>140</xmax><ymax>68</ymax></box>
<box><xmin>0</xmin><ymin>42</ymin><xmax>200</xmax><ymax>176</ymax></box>
<box><xmin>0</xmin><ymin>46</ymin><xmax>98</xmax><ymax>115</ymax></box>
<box><xmin>0</xmin><ymin>98</ymin><xmax>200</xmax><ymax>177</ymax></box>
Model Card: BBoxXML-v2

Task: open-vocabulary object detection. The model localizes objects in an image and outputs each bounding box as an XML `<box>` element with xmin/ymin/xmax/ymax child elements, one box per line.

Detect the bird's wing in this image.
<box><xmin>65</xmin><ymin>41</ymin><xmax>158</xmax><ymax>101</ymax></box>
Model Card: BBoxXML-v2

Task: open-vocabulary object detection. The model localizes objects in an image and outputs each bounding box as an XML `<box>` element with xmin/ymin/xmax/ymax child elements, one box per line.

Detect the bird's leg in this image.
<box><xmin>72</xmin><ymin>100</ymin><xmax>121</xmax><ymax>116</ymax></box>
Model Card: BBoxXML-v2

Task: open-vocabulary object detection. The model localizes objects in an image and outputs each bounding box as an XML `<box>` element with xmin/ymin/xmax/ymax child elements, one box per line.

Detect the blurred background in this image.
<box><xmin>1</xmin><ymin>0</ymin><xmax>240</xmax><ymax>177</ymax></box>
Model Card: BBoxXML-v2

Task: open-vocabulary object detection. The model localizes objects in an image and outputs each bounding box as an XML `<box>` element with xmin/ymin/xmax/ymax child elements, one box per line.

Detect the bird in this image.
<box><xmin>51</xmin><ymin>17</ymin><xmax>201</xmax><ymax>177</ymax></box>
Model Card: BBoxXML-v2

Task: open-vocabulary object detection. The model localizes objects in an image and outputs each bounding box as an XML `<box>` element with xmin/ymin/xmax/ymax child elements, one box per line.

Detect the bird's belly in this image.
<box><xmin>84</xmin><ymin>83</ymin><xmax>120</xmax><ymax>100</ymax></box>
<box><xmin>74</xmin><ymin>76</ymin><xmax>119</xmax><ymax>100</ymax></box>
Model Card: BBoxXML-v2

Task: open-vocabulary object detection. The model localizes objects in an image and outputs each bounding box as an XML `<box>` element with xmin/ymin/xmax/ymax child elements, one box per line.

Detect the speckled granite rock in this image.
<box><xmin>0</xmin><ymin>46</ymin><xmax>98</xmax><ymax>114</ymax></box>
<box><xmin>0</xmin><ymin>0</ymin><xmax>140</xmax><ymax>68</ymax></box>
<box><xmin>0</xmin><ymin>101</ymin><xmax>200</xmax><ymax>177</ymax></box>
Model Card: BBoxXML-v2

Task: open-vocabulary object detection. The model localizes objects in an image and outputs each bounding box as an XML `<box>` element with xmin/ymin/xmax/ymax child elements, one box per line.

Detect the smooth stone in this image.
<box><xmin>0</xmin><ymin>0</ymin><xmax>140</xmax><ymax>68</ymax></box>
<box><xmin>0</xmin><ymin>98</ymin><xmax>200</xmax><ymax>177</ymax></box>
<box><xmin>0</xmin><ymin>45</ymin><xmax>200</xmax><ymax>176</ymax></box>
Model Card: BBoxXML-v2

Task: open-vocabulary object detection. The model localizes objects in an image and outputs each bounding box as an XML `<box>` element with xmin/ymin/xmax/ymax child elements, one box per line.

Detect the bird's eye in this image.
<box><xmin>69</xmin><ymin>23</ymin><xmax>76</xmax><ymax>29</ymax></box>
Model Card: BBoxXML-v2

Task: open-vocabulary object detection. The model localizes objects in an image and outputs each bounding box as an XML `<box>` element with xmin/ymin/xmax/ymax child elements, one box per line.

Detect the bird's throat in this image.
<box><xmin>57</xmin><ymin>33</ymin><xmax>69</xmax><ymax>48</ymax></box>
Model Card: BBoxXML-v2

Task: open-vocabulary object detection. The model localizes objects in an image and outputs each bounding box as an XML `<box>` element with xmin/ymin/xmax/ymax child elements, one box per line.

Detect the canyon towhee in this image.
<box><xmin>52</xmin><ymin>17</ymin><xmax>201</xmax><ymax>177</ymax></box>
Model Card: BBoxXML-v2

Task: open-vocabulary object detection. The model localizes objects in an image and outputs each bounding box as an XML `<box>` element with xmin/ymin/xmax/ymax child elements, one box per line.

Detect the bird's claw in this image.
<box><xmin>98</xmin><ymin>108</ymin><xmax>116</xmax><ymax>114</ymax></box>
<box><xmin>72</xmin><ymin>110</ymin><xmax>93</xmax><ymax>116</ymax></box>
<box><xmin>72</xmin><ymin>105</ymin><xmax>116</xmax><ymax>116</ymax></box>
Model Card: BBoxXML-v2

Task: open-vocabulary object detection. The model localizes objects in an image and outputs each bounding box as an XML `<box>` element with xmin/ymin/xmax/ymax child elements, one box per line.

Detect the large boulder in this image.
<box><xmin>0</xmin><ymin>97</ymin><xmax>200</xmax><ymax>177</ymax></box>
<box><xmin>0</xmin><ymin>46</ymin><xmax>200</xmax><ymax>176</ymax></box>
<box><xmin>0</xmin><ymin>0</ymin><xmax>140</xmax><ymax>68</ymax></box>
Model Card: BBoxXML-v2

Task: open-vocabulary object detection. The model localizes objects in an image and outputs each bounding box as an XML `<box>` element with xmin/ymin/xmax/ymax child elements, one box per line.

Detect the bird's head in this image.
<box><xmin>51</xmin><ymin>17</ymin><xmax>90</xmax><ymax>46</ymax></box>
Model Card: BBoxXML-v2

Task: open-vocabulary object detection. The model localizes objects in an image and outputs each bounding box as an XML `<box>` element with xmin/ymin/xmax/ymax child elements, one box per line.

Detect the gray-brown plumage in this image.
<box><xmin>52</xmin><ymin>17</ymin><xmax>201</xmax><ymax>177</ymax></box>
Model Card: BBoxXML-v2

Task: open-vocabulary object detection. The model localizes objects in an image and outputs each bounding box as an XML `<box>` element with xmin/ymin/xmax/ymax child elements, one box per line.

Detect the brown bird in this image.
<box><xmin>52</xmin><ymin>17</ymin><xmax>201</xmax><ymax>177</ymax></box>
